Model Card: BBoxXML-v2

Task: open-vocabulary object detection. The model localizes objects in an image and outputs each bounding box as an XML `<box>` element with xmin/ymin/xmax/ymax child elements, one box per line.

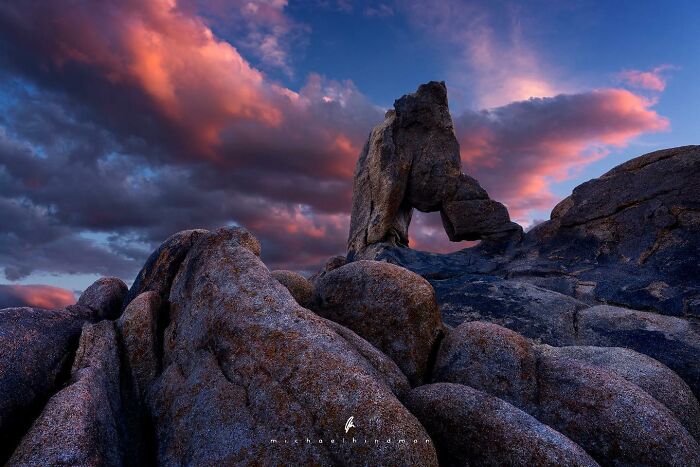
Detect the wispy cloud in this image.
<box><xmin>402</xmin><ymin>0</ymin><xmax>566</xmax><ymax>108</ymax></box>
<box><xmin>616</xmin><ymin>65</ymin><xmax>677</xmax><ymax>92</ymax></box>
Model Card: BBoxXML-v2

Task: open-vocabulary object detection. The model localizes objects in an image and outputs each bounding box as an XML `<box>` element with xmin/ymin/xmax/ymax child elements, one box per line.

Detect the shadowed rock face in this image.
<box><xmin>122</xmin><ymin>229</ymin><xmax>209</xmax><ymax>311</ymax></box>
<box><xmin>0</xmin><ymin>307</ymin><xmax>87</xmax><ymax>463</ymax></box>
<box><xmin>8</xmin><ymin>321</ymin><xmax>127</xmax><ymax>466</ymax></box>
<box><xmin>537</xmin><ymin>344</ymin><xmax>700</xmax><ymax>440</ymax></box>
<box><xmin>0</xmin><ymin>276</ymin><xmax>127</xmax><ymax>464</ymax></box>
<box><xmin>405</xmin><ymin>383</ymin><xmax>599</xmax><ymax>467</ymax></box>
<box><xmin>347</xmin><ymin>81</ymin><xmax>521</xmax><ymax>258</ymax></box>
<box><xmin>522</xmin><ymin>145</ymin><xmax>700</xmax><ymax>317</ymax></box>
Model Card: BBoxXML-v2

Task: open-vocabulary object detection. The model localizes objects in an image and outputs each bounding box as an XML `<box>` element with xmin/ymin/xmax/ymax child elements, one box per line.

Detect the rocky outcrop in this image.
<box><xmin>433</xmin><ymin>275</ymin><xmax>585</xmax><ymax>344</ymax></box>
<box><xmin>1</xmin><ymin>82</ymin><xmax>698</xmax><ymax>466</ymax></box>
<box><xmin>538</xmin><ymin>344</ymin><xmax>700</xmax><ymax>440</ymax></box>
<box><xmin>530</xmin><ymin>147</ymin><xmax>699</xmax><ymax>276</ymax></box>
<box><xmin>149</xmin><ymin>228</ymin><xmax>438</xmax><ymax>466</ymax></box>
<box><xmin>405</xmin><ymin>383</ymin><xmax>598</xmax><ymax>467</ymax></box>
<box><xmin>312</xmin><ymin>260</ymin><xmax>445</xmax><ymax>385</ymax></box>
<box><xmin>577</xmin><ymin>305</ymin><xmax>700</xmax><ymax>398</ymax></box>
<box><xmin>271</xmin><ymin>269</ymin><xmax>314</xmax><ymax>308</ymax></box>
<box><xmin>117</xmin><ymin>291</ymin><xmax>163</xmax><ymax>400</ymax></box>
<box><xmin>122</xmin><ymin>229</ymin><xmax>209</xmax><ymax>310</ymax></box>
<box><xmin>347</xmin><ymin>81</ymin><xmax>520</xmax><ymax>258</ymax></box>
<box><xmin>432</xmin><ymin>321</ymin><xmax>700</xmax><ymax>465</ymax></box>
<box><xmin>8</xmin><ymin>321</ymin><xmax>128</xmax><ymax>466</ymax></box>
<box><xmin>0</xmin><ymin>276</ymin><xmax>127</xmax><ymax>463</ymax></box>
<box><xmin>76</xmin><ymin>276</ymin><xmax>127</xmax><ymax>320</ymax></box>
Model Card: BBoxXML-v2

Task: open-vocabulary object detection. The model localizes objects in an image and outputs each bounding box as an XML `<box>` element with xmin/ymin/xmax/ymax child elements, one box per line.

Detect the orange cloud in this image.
<box><xmin>0</xmin><ymin>284</ymin><xmax>75</xmax><ymax>309</ymax></box>
<box><xmin>43</xmin><ymin>0</ymin><xmax>282</xmax><ymax>158</ymax></box>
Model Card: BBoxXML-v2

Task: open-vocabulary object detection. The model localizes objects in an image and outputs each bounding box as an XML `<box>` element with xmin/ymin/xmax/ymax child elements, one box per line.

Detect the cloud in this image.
<box><xmin>0</xmin><ymin>0</ymin><xmax>672</xmax><ymax>303</ymax></box>
<box><xmin>0</xmin><ymin>284</ymin><xmax>75</xmax><ymax>309</ymax></box>
<box><xmin>454</xmin><ymin>89</ymin><xmax>669</xmax><ymax>222</ymax></box>
<box><xmin>402</xmin><ymin>0</ymin><xmax>566</xmax><ymax>108</ymax></box>
<box><xmin>616</xmin><ymin>65</ymin><xmax>677</xmax><ymax>92</ymax></box>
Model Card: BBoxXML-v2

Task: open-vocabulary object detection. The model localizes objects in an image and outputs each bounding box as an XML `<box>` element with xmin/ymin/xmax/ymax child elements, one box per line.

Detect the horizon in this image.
<box><xmin>1</xmin><ymin>0</ymin><xmax>699</xmax><ymax>308</ymax></box>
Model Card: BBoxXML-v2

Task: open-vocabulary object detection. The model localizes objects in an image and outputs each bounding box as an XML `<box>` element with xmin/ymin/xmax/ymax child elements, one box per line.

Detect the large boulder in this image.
<box><xmin>577</xmin><ymin>304</ymin><xmax>700</xmax><ymax>398</ymax></box>
<box><xmin>535</xmin><ymin>354</ymin><xmax>700</xmax><ymax>465</ymax></box>
<box><xmin>347</xmin><ymin>81</ymin><xmax>520</xmax><ymax>258</ymax></box>
<box><xmin>404</xmin><ymin>383</ymin><xmax>598</xmax><ymax>467</ymax></box>
<box><xmin>432</xmin><ymin>321</ymin><xmax>700</xmax><ymax>465</ymax></box>
<box><xmin>76</xmin><ymin>276</ymin><xmax>127</xmax><ymax>320</ymax></box>
<box><xmin>538</xmin><ymin>345</ymin><xmax>700</xmax><ymax>440</ymax></box>
<box><xmin>122</xmin><ymin>229</ymin><xmax>209</xmax><ymax>310</ymax></box>
<box><xmin>8</xmin><ymin>321</ymin><xmax>127</xmax><ymax>466</ymax></box>
<box><xmin>149</xmin><ymin>228</ymin><xmax>438</xmax><ymax>466</ymax></box>
<box><xmin>271</xmin><ymin>270</ymin><xmax>314</xmax><ymax>308</ymax></box>
<box><xmin>433</xmin><ymin>322</ymin><xmax>538</xmax><ymax>409</ymax></box>
<box><xmin>312</xmin><ymin>260</ymin><xmax>445</xmax><ymax>385</ymax></box>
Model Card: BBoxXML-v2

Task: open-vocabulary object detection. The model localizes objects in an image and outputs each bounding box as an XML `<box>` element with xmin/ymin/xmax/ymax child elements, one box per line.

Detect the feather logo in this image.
<box><xmin>344</xmin><ymin>416</ymin><xmax>355</xmax><ymax>434</ymax></box>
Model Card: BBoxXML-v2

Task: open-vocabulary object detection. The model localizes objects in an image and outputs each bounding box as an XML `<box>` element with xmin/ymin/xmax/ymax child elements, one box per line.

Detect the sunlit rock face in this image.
<box><xmin>347</xmin><ymin>81</ymin><xmax>521</xmax><ymax>259</ymax></box>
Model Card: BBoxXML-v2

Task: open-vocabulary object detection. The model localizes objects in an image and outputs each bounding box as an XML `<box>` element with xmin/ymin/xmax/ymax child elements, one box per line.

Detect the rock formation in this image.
<box><xmin>0</xmin><ymin>82</ymin><xmax>698</xmax><ymax>466</ymax></box>
<box><xmin>347</xmin><ymin>81</ymin><xmax>521</xmax><ymax>259</ymax></box>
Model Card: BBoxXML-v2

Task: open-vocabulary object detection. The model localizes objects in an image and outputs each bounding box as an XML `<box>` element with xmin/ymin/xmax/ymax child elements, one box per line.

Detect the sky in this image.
<box><xmin>0</xmin><ymin>0</ymin><xmax>698</xmax><ymax>308</ymax></box>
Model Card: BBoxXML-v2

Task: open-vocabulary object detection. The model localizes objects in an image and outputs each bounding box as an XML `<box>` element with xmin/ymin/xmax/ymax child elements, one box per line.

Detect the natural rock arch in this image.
<box><xmin>347</xmin><ymin>81</ymin><xmax>521</xmax><ymax>258</ymax></box>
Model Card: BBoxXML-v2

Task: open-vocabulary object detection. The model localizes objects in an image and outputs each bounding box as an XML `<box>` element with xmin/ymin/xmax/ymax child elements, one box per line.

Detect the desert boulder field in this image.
<box><xmin>1</xmin><ymin>83</ymin><xmax>699</xmax><ymax>466</ymax></box>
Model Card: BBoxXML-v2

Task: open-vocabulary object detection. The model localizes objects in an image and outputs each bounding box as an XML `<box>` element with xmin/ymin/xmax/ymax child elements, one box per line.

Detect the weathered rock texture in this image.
<box><xmin>347</xmin><ymin>81</ymin><xmax>520</xmax><ymax>258</ymax></box>
<box><xmin>537</xmin><ymin>344</ymin><xmax>700</xmax><ymax>440</ymax></box>
<box><xmin>0</xmin><ymin>307</ymin><xmax>87</xmax><ymax>463</ymax></box>
<box><xmin>271</xmin><ymin>269</ymin><xmax>314</xmax><ymax>308</ymax></box>
<box><xmin>122</xmin><ymin>229</ymin><xmax>209</xmax><ymax>310</ymax></box>
<box><xmin>0</xmin><ymin>275</ymin><xmax>127</xmax><ymax>464</ymax></box>
<box><xmin>432</xmin><ymin>321</ymin><xmax>700</xmax><ymax>465</ymax></box>
<box><xmin>149</xmin><ymin>228</ymin><xmax>438</xmax><ymax>466</ymax></box>
<box><xmin>76</xmin><ymin>276</ymin><xmax>127</xmax><ymax>320</ymax></box>
<box><xmin>434</xmin><ymin>322</ymin><xmax>538</xmax><ymax>409</ymax></box>
<box><xmin>117</xmin><ymin>291</ymin><xmax>163</xmax><ymax>400</ymax></box>
<box><xmin>313</xmin><ymin>260</ymin><xmax>445</xmax><ymax>385</ymax></box>
<box><xmin>405</xmin><ymin>383</ymin><xmax>598</xmax><ymax>467</ymax></box>
<box><xmin>526</xmin><ymin>145</ymin><xmax>700</xmax><ymax>316</ymax></box>
<box><xmin>8</xmin><ymin>321</ymin><xmax>128</xmax><ymax>466</ymax></box>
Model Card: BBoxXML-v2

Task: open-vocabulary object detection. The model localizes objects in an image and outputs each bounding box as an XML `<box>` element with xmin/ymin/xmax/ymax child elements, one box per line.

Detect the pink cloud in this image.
<box><xmin>0</xmin><ymin>1</ymin><xmax>674</xmax><ymax>269</ymax></box>
<box><xmin>617</xmin><ymin>65</ymin><xmax>676</xmax><ymax>92</ymax></box>
<box><xmin>455</xmin><ymin>89</ymin><xmax>669</xmax><ymax>223</ymax></box>
<box><xmin>0</xmin><ymin>284</ymin><xmax>75</xmax><ymax>309</ymax></box>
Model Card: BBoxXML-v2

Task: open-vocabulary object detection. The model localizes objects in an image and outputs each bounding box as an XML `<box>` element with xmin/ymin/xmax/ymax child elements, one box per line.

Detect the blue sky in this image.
<box><xmin>0</xmin><ymin>0</ymin><xmax>697</xmax><ymax>307</ymax></box>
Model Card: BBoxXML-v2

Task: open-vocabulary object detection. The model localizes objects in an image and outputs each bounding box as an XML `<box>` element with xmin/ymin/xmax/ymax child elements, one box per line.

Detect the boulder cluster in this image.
<box><xmin>0</xmin><ymin>83</ymin><xmax>699</xmax><ymax>466</ymax></box>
